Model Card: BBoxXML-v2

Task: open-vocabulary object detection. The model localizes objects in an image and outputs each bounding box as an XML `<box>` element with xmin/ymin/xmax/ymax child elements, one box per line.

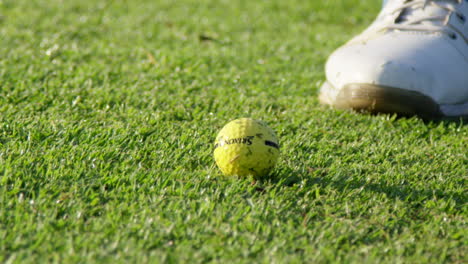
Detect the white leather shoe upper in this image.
<box><xmin>324</xmin><ymin>0</ymin><xmax>468</xmax><ymax>114</ymax></box>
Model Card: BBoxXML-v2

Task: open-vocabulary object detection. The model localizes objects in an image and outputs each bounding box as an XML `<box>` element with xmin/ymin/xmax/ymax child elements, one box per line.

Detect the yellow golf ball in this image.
<box><xmin>213</xmin><ymin>118</ymin><xmax>280</xmax><ymax>178</ymax></box>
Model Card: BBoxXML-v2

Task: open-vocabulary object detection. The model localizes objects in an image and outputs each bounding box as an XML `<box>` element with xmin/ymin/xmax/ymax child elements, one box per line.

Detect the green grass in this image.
<box><xmin>0</xmin><ymin>0</ymin><xmax>467</xmax><ymax>263</ymax></box>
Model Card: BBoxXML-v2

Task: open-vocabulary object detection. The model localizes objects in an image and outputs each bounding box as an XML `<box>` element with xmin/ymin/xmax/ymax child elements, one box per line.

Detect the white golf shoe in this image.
<box><xmin>320</xmin><ymin>0</ymin><xmax>468</xmax><ymax>119</ymax></box>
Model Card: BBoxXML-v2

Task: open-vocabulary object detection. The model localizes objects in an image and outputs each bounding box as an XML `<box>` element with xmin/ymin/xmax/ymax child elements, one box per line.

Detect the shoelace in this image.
<box><xmin>384</xmin><ymin>0</ymin><xmax>467</xmax><ymax>42</ymax></box>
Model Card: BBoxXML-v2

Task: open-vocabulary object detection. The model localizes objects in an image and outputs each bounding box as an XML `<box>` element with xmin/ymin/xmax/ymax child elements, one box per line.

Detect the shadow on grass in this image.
<box><xmin>421</xmin><ymin>117</ymin><xmax>467</xmax><ymax>127</ymax></box>
<box><xmin>318</xmin><ymin>176</ymin><xmax>464</xmax><ymax>208</ymax></box>
<box><xmin>264</xmin><ymin>167</ymin><xmax>466</xmax><ymax>209</ymax></box>
<box><xmin>349</xmin><ymin>110</ymin><xmax>468</xmax><ymax>125</ymax></box>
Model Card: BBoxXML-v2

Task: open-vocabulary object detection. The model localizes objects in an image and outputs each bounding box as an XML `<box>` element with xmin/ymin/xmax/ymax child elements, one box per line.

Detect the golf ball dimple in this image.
<box><xmin>213</xmin><ymin>118</ymin><xmax>280</xmax><ymax>178</ymax></box>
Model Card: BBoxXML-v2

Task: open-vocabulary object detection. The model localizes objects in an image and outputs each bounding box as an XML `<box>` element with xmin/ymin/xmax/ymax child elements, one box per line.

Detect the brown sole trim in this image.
<box><xmin>329</xmin><ymin>83</ymin><xmax>445</xmax><ymax>119</ymax></box>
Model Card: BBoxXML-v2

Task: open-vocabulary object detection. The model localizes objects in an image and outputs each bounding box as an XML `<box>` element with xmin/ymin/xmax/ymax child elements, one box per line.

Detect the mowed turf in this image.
<box><xmin>0</xmin><ymin>0</ymin><xmax>467</xmax><ymax>263</ymax></box>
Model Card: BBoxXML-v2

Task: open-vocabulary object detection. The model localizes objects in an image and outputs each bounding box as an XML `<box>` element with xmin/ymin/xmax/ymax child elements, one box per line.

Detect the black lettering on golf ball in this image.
<box><xmin>264</xmin><ymin>140</ymin><xmax>279</xmax><ymax>150</ymax></box>
<box><xmin>214</xmin><ymin>136</ymin><xmax>255</xmax><ymax>149</ymax></box>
